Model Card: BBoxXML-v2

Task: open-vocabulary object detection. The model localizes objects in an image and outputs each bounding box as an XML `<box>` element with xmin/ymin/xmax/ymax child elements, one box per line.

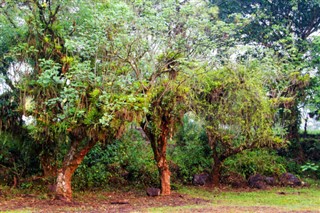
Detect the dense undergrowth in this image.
<box><xmin>1</xmin><ymin>116</ymin><xmax>319</xmax><ymax>191</ymax></box>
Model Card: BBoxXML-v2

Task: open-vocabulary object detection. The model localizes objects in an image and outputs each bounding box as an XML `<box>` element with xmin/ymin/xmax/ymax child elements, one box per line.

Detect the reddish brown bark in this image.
<box><xmin>55</xmin><ymin>139</ymin><xmax>96</xmax><ymax>202</ymax></box>
<box><xmin>158</xmin><ymin>156</ymin><xmax>171</xmax><ymax>195</ymax></box>
<box><xmin>157</xmin><ymin>122</ymin><xmax>171</xmax><ymax>195</ymax></box>
<box><xmin>144</xmin><ymin>118</ymin><xmax>171</xmax><ymax>195</ymax></box>
<box><xmin>55</xmin><ymin>168</ymin><xmax>73</xmax><ymax>201</ymax></box>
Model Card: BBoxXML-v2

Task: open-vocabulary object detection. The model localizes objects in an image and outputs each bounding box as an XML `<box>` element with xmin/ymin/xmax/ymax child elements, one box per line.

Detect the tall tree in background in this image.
<box><xmin>210</xmin><ymin>0</ymin><xmax>319</xmax><ymax>160</ymax></box>
<box><xmin>211</xmin><ymin>0</ymin><xmax>320</xmax><ymax>41</ymax></box>
<box><xmin>0</xmin><ymin>0</ymin><xmax>27</xmax><ymax>134</ymax></box>
<box><xmin>0</xmin><ymin>0</ymin><xmax>42</xmax><ymax>186</ymax></box>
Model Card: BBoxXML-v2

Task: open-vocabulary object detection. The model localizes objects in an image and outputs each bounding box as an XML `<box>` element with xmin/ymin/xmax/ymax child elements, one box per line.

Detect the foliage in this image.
<box><xmin>307</xmin><ymin>35</ymin><xmax>320</xmax><ymax>120</ymax></box>
<box><xmin>1</xmin><ymin>0</ymin><xmax>319</xmax><ymax>197</ymax></box>
<box><xmin>125</xmin><ymin>0</ymin><xmax>220</xmax><ymax>194</ymax></box>
<box><xmin>0</xmin><ymin>0</ymin><xmax>153</xmax><ymax>200</ymax></box>
<box><xmin>73</xmin><ymin>129</ymin><xmax>158</xmax><ymax>190</ymax></box>
<box><xmin>300</xmin><ymin>162</ymin><xmax>320</xmax><ymax>180</ymax></box>
<box><xmin>277</xmin><ymin>134</ymin><xmax>320</xmax><ymax>179</ymax></box>
<box><xmin>300</xmin><ymin>136</ymin><xmax>320</xmax><ymax>162</ymax></box>
<box><xmin>223</xmin><ymin>149</ymin><xmax>287</xmax><ymax>178</ymax></box>
<box><xmin>210</xmin><ymin>0</ymin><xmax>314</xmax><ymax>160</ymax></box>
<box><xmin>211</xmin><ymin>0</ymin><xmax>320</xmax><ymax>42</ymax></box>
<box><xmin>192</xmin><ymin>62</ymin><xmax>287</xmax><ymax>185</ymax></box>
<box><xmin>170</xmin><ymin>115</ymin><xmax>212</xmax><ymax>183</ymax></box>
<box><xmin>0</xmin><ymin>91</ymin><xmax>22</xmax><ymax>133</ymax></box>
<box><xmin>0</xmin><ymin>132</ymin><xmax>40</xmax><ymax>186</ymax></box>
<box><xmin>301</xmin><ymin>162</ymin><xmax>319</xmax><ymax>172</ymax></box>
<box><xmin>196</xmin><ymin>63</ymin><xmax>285</xmax><ymax>153</ymax></box>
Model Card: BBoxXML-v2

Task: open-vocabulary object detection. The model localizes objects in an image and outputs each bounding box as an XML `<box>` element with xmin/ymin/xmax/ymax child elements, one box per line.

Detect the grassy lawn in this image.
<box><xmin>148</xmin><ymin>186</ymin><xmax>320</xmax><ymax>212</ymax></box>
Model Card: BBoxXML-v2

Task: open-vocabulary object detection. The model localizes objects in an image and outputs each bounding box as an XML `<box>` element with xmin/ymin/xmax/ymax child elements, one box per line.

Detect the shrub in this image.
<box><xmin>72</xmin><ymin>129</ymin><xmax>158</xmax><ymax>190</ymax></box>
<box><xmin>170</xmin><ymin>115</ymin><xmax>212</xmax><ymax>183</ymax></box>
<box><xmin>300</xmin><ymin>136</ymin><xmax>320</xmax><ymax>162</ymax></box>
<box><xmin>223</xmin><ymin>149</ymin><xmax>287</xmax><ymax>178</ymax></box>
<box><xmin>278</xmin><ymin>134</ymin><xmax>320</xmax><ymax>179</ymax></box>
<box><xmin>301</xmin><ymin>162</ymin><xmax>320</xmax><ymax>179</ymax></box>
<box><xmin>0</xmin><ymin>132</ymin><xmax>40</xmax><ymax>187</ymax></box>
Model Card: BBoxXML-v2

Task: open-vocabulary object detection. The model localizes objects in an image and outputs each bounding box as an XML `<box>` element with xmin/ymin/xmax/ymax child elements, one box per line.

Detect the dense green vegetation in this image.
<box><xmin>0</xmin><ymin>0</ymin><xmax>320</xmax><ymax>202</ymax></box>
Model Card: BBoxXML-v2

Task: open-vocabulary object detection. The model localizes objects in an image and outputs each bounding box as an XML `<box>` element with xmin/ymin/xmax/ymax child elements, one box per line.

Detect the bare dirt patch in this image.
<box><xmin>0</xmin><ymin>190</ymin><xmax>209</xmax><ymax>212</ymax></box>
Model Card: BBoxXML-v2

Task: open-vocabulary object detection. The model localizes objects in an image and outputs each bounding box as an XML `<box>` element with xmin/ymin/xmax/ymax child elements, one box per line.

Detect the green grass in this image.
<box><xmin>148</xmin><ymin>186</ymin><xmax>320</xmax><ymax>212</ymax></box>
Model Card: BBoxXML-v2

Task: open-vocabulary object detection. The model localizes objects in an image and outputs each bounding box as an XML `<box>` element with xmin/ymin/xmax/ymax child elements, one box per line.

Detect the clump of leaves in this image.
<box><xmin>223</xmin><ymin>149</ymin><xmax>287</xmax><ymax>178</ymax></box>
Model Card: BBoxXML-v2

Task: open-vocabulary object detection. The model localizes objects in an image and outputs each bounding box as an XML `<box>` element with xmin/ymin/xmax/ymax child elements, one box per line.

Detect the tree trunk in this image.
<box><xmin>54</xmin><ymin>139</ymin><xmax>96</xmax><ymax>201</ymax></box>
<box><xmin>158</xmin><ymin>156</ymin><xmax>171</xmax><ymax>195</ymax></box>
<box><xmin>288</xmin><ymin>124</ymin><xmax>305</xmax><ymax>163</ymax></box>
<box><xmin>144</xmin><ymin>119</ymin><xmax>171</xmax><ymax>195</ymax></box>
<box><xmin>207</xmin><ymin>131</ymin><xmax>222</xmax><ymax>187</ymax></box>
<box><xmin>211</xmin><ymin>158</ymin><xmax>222</xmax><ymax>187</ymax></box>
<box><xmin>55</xmin><ymin>168</ymin><xmax>73</xmax><ymax>202</ymax></box>
<box><xmin>157</xmin><ymin>121</ymin><xmax>171</xmax><ymax>195</ymax></box>
<box><xmin>303</xmin><ymin>116</ymin><xmax>308</xmax><ymax>137</ymax></box>
<box><xmin>287</xmin><ymin>105</ymin><xmax>305</xmax><ymax>162</ymax></box>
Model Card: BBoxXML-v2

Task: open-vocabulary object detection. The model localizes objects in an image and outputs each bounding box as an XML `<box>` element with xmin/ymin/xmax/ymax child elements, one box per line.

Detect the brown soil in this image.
<box><xmin>0</xmin><ymin>189</ymin><xmax>317</xmax><ymax>212</ymax></box>
<box><xmin>0</xmin><ymin>190</ymin><xmax>209</xmax><ymax>212</ymax></box>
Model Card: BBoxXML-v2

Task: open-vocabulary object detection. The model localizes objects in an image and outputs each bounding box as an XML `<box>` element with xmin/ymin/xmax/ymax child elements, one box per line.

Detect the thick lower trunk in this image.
<box><xmin>207</xmin><ymin>131</ymin><xmax>222</xmax><ymax>187</ymax></box>
<box><xmin>143</xmin><ymin>116</ymin><xmax>171</xmax><ymax>195</ymax></box>
<box><xmin>288</xmin><ymin>126</ymin><xmax>305</xmax><ymax>163</ymax></box>
<box><xmin>287</xmin><ymin>105</ymin><xmax>305</xmax><ymax>162</ymax></box>
<box><xmin>211</xmin><ymin>159</ymin><xmax>222</xmax><ymax>187</ymax></box>
<box><xmin>55</xmin><ymin>168</ymin><xmax>73</xmax><ymax>202</ymax></box>
<box><xmin>54</xmin><ymin>139</ymin><xmax>96</xmax><ymax>201</ymax></box>
<box><xmin>158</xmin><ymin>157</ymin><xmax>171</xmax><ymax>195</ymax></box>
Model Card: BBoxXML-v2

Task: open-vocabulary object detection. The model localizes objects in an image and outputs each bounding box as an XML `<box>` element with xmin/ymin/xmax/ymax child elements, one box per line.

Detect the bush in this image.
<box><xmin>0</xmin><ymin>132</ymin><xmax>41</xmax><ymax>187</ymax></box>
<box><xmin>301</xmin><ymin>162</ymin><xmax>320</xmax><ymax>179</ymax></box>
<box><xmin>72</xmin><ymin>129</ymin><xmax>158</xmax><ymax>190</ymax></box>
<box><xmin>170</xmin><ymin>115</ymin><xmax>212</xmax><ymax>184</ymax></box>
<box><xmin>278</xmin><ymin>134</ymin><xmax>320</xmax><ymax>179</ymax></box>
<box><xmin>223</xmin><ymin>149</ymin><xmax>287</xmax><ymax>178</ymax></box>
<box><xmin>300</xmin><ymin>136</ymin><xmax>320</xmax><ymax>162</ymax></box>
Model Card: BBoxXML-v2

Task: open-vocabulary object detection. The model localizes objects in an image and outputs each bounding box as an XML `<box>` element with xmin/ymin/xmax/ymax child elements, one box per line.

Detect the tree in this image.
<box><xmin>210</xmin><ymin>0</ymin><xmax>320</xmax><ymax>41</ymax></box>
<box><xmin>193</xmin><ymin>63</ymin><xmax>286</xmax><ymax>186</ymax></box>
<box><xmin>6</xmin><ymin>0</ymin><xmax>147</xmax><ymax>201</ymax></box>
<box><xmin>127</xmin><ymin>0</ymin><xmax>216</xmax><ymax>195</ymax></box>
<box><xmin>307</xmin><ymin>37</ymin><xmax>320</xmax><ymax>118</ymax></box>
<box><xmin>0</xmin><ymin>0</ymin><xmax>28</xmax><ymax>133</ymax></box>
<box><xmin>209</xmin><ymin>0</ymin><xmax>318</xmax><ymax>160</ymax></box>
<box><xmin>0</xmin><ymin>0</ymin><xmax>42</xmax><ymax>186</ymax></box>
